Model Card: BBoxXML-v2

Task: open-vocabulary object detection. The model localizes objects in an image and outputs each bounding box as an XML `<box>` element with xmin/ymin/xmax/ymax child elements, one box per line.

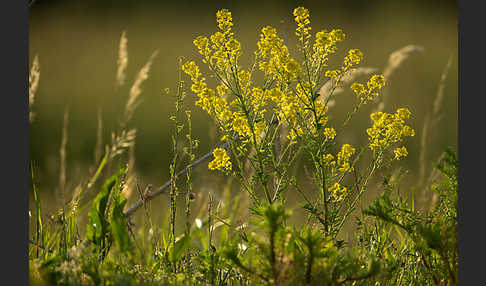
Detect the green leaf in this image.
<box><xmin>417</xmin><ymin>223</ymin><xmax>443</xmax><ymax>251</ymax></box>
<box><xmin>31</xmin><ymin>165</ymin><xmax>44</xmax><ymax>256</ymax></box>
<box><xmin>86</xmin><ymin>168</ymin><xmax>125</xmax><ymax>246</ymax></box>
<box><xmin>170</xmin><ymin>234</ymin><xmax>191</xmax><ymax>263</ymax></box>
<box><xmin>109</xmin><ymin>191</ymin><xmax>131</xmax><ymax>252</ymax></box>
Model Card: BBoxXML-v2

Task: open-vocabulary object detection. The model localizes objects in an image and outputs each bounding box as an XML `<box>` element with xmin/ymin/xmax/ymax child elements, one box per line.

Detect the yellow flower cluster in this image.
<box><xmin>184</xmin><ymin>52</ymin><xmax>266</xmax><ymax>146</ymax></box>
<box><xmin>208</xmin><ymin>148</ymin><xmax>232</xmax><ymax>171</ymax></box>
<box><xmin>337</xmin><ymin>144</ymin><xmax>356</xmax><ymax>173</ymax></box>
<box><xmin>231</xmin><ymin>112</ymin><xmax>252</xmax><ymax>138</ymax></box>
<box><xmin>250</xmin><ymin>87</ymin><xmax>267</xmax><ymax>114</ymax></box>
<box><xmin>394</xmin><ymin>146</ymin><xmax>408</xmax><ymax>160</ymax></box>
<box><xmin>183</xmin><ymin>7</ymin><xmax>392</xmax><ymax>174</ymax></box>
<box><xmin>192</xmin><ymin>9</ymin><xmax>241</xmax><ymax>71</ymax></box>
<box><xmin>181</xmin><ymin>61</ymin><xmax>232</xmax><ymax>126</ymax></box>
<box><xmin>313</xmin><ymin>29</ymin><xmax>346</xmax><ymax>67</ymax></box>
<box><xmin>329</xmin><ymin>182</ymin><xmax>348</xmax><ymax>202</ymax></box>
<box><xmin>190</xmin><ymin>8</ymin><xmax>352</xmax><ymax>148</ymax></box>
<box><xmin>265</xmin><ymin>79</ymin><xmax>333</xmax><ymax>142</ymax></box>
<box><xmin>343</xmin><ymin>49</ymin><xmax>364</xmax><ymax>71</ymax></box>
<box><xmin>238</xmin><ymin>69</ymin><xmax>252</xmax><ymax>88</ymax></box>
<box><xmin>345</xmin><ymin>49</ymin><xmax>363</xmax><ymax>63</ymax></box>
<box><xmin>324</xmin><ymin>127</ymin><xmax>336</xmax><ymax>141</ymax></box>
<box><xmin>367</xmin><ymin>74</ymin><xmax>386</xmax><ymax>90</ymax></box>
<box><xmin>193</xmin><ymin>36</ymin><xmax>211</xmax><ymax>63</ymax></box>
<box><xmin>324</xmin><ymin>69</ymin><xmax>341</xmax><ymax>79</ymax></box>
<box><xmin>269</xmin><ymin>88</ymin><xmax>298</xmax><ymax>124</ymax></box>
<box><xmin>257</xmin><ymin>26</ymin><xmax>301</xmax><ymax>82</ymax></box>
<box><xmin>323</xmin><ymin>153</ymin><xmax>335</xmax><ymax>168</ymax></box>
<box><xmin>350</xmin><ymin>74</ymin><xmax>386</xmax><ymax>104</ymax></box>
<box><xmin>216</xmin><ymin>9</ymin><xmax>233</xmax><ymax>32</ymax></box>
<box><xmin>366</xmin><ymin>108</ymin><xmax>415</xmax><ymax>156</ymax></box>
<box><xmin>288</xmin><ymin>127</ymin><xmax>304</xmax><ymax>141</ymax></box>
<box><xmin>293</xmin><ymin>7</ymin><xmax>312</xmax><ymax>44</ymax></box>
<box><xmin>313</xmin><ymin>101</ymin><xmax>329</xmax><ymax>133</ymax></box>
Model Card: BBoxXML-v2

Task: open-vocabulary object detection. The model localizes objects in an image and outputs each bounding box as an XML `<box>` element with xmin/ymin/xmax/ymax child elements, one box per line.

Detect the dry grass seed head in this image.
<box><xmin>29</xmin><ymin>54</ymin><xmax>40</xmax><ymax>122</ymax></box>
<box><xmin>374</xmin><ymin>45</ymin><xmax>424</xmax><ymax>113</ymax></box>
<box><xmin>123</xmin><ymin>50</ymin><xmax>159</xmax><ymax>127</ymax></box>
<box><xmin>382</xmin><ymin>45</ymin><xmax>424</xmax><ymax>80</ymax></box>
<box><xmin>108</xmin><ymin>129</ymin><xmax>137</xmax><ymax>160</ymax></box>
<box><xmin>116</xmin><ymin>31</ymin><xmax>128</xmax><ymax>87</ymax></box>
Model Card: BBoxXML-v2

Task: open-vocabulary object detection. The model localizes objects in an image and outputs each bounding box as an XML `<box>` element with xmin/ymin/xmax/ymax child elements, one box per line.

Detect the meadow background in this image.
<box><xmin>29</xmin><ymin>0</ymin><xmax>457</xmax><ymax>232</ymax></box>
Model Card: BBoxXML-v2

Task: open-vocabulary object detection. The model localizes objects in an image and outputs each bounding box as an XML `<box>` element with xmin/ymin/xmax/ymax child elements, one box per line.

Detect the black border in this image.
<box><xmin>1</xmin><ymin>0</ymin><xmax>29</xmax><ymax>284</ymax></box>
<box><xmin>457</xmin><ymin>0</ymin><xmax>480</xmax><ymax>285</ymax></box>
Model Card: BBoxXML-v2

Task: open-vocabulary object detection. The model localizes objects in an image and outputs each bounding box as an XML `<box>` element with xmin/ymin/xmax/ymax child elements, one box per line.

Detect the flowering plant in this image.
<box><xmin>183</xmin><ymin>7</ymin><xmax>414</xmax><ymax>238</ymax></box>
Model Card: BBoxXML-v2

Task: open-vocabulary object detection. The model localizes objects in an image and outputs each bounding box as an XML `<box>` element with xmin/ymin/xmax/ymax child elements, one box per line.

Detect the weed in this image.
<box><xmin>29</xmin><ymin>7</ymin><xmax>457</xmax><ymax>286</ymax></box>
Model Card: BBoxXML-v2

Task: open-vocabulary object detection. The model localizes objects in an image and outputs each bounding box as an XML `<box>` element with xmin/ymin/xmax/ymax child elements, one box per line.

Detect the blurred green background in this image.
<box><xmin>29</xmin><ymin>0</ymin><xmax>457</xmax><ymax>220</ymax></box>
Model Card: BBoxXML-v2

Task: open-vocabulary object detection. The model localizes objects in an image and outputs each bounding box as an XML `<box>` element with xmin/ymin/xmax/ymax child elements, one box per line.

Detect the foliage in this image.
<box><xmin>29</xmin><ymin>7</ymin><xmax>457</xmax><ymax>286</ymax></box>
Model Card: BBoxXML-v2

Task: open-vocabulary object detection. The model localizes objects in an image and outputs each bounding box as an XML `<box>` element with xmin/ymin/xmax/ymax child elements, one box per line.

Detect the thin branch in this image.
<box><xmin>123</xmin><ymin>143</ymin><xmax>221</xmax><ymax>217</ymax></box>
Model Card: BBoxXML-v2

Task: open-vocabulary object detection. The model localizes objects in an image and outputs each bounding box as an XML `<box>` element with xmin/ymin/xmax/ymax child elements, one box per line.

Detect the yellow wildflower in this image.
<box><xmin>366</xmin><ymin>108</ymin><xmax>415</xmax><ymax>152</ymax></box>
<box><xmin>288</xmin><ymin>127</ymin><xmax>303</xmax><ymax>141</ymax></box>
<box><xmin>232</xmin><ymin>112</ymin><xmax>252</xmax><ymax>138</ymax></box>
<box><xmin>238</xmin><ymin>69</ymin><xmax>252</xmax><ymax>90</ymax></box>
<box><xmin>193</xmin><ymin>36</ymin><xmax>211</xmax><ymax>63</ymax></box>
<box><xmin>216</xmin><ymin>9</ymin><xmax>233</xmax><ymax>33</ymax></box>
<box><xmin>225</xmin><ymin>38</ymin><xmax>241</xmax><ymax>58</ymax></box>
<box><xmin>323</xmin><ymin>153</ymin><xmax>335</xmax><ymax>168</ymax></box>
<box><xmin>350</xmin><ymin>82</ymin><xmax>366</xmax><ymax>96</ymax></box>
<box><xmin>250</xmin><ymin>87</ymin><xmax>267</xmax><ymax>114</ymax></box>
<box><xmin>329</xmin><ymin>182</ymin><xmax>348</xmax><ymax>202</ymax></box>
<box><xmin>312</xmin><ymin>29</ymin><xmax>346</xmax><ymax>65</ymax></box>
<box><xmin>208</xmin><ymin>148</ymin><xmax>232</xmax><ymax>171</ymax></box>
<box><xmin>351</xmin><ymin>74</ymin><xmax>386</xmax><ymax>104</ymax></box>
<box><xmin>394</xmin><ymin>146</ymin><xmax>408</xmax><ymax>160</ymax></box>
<box><xmin>324</xmin><ymin>127</ymin><xmax>336</xmax><ymax>141</ymax></box>
<box><xmin>216</xmin><ymin>85</ymin><xmax>228</xmax><ymax>97</ymax></box>
<box><xmin>293</xmin><ymin>7</ymin><xmax>310</xmax><ymax>23</ymax></box>
<box><xmin>210</xmin><ymin>32</ymin><xmax>225</xmax><ymax>47</ymax></box>
<box><xmin>337</xmin><ymin>144</ymin><xmax>355</xmax><ymax>173</ymax></box>
<box><xmin>257</xmin><ymin>26</ymin><xmax>279</xmax><ymax>58</ymax></box>
<box><xmin>325</xmin><ymin>69</ymin><xmax>341</xmax><ymax>79</ymax></box>
<box><xmin>293</xmin><ymin>7</ymin><xmax>311</xmax><ymax>43</ymax></box>
<box><xmin>396</xmin><ymin>107</ymin><xmax>411</xmax><ymax>120</ymax></box>
<box><xmin>182</xmin><ymin>61</ymin><xmax>202</xmax><ymax>81</ymax></box>
<box><xmin>284</xmin><ymin>58</ymin><xmax>302</xmax><ymax>78</ymax></box>
<box><xmin>344</xmin><ymin>49</ymin><xmax>363</xmax><ymax>70</ymax></box>
<box><xmin>367</xmin><ymin>74</ymin><xmax>386</xmax><ymax>90</ymax></box>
